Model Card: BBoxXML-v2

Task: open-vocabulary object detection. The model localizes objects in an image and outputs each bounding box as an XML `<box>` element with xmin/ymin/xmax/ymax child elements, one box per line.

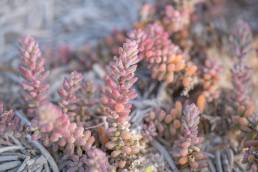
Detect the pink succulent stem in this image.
<box><xmin>102</xmin><ymin>39</ymin><xmax>140</xmax><ymax>123</ymax></box>
<box><xmin>19</xmin><ymin>36</ymin><xmax>49</xmax><ymax>108</ymax></box>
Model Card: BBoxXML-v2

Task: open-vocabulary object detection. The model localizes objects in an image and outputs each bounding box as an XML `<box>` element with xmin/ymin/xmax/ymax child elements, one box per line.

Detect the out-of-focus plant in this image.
<box><xmin>19</xmin><ymin>37</ymin><xmax>95</xmax><ymax>153</ymax></box>
<box><xmin>162</xmin><ymin>5</ymin><xmax>191</xmax><ymax>34</ymax></box>
<box><xmin>58</xmin><ymin>71</ymin><xmax>83</xmax><ymax>120</ymax></box>
<box><xmin>143</xmin><ymin>101</ymin><xmax>182</xmax><ymax>142</ymax></box>
<box><xmin>242</xmin><ymin>112</ymin><xmax>258</xmax><ymax>170</ymax></box>
<box><xmin>197</xmin><ymin>58</ymin><xmax>222</xmax><ymax>112</ymax></box>
<box><xmin>229</xmin><ymin>20</ymin><xmax>256</xmax><ymax>130</ymax></box>
<box><xmin>228</xmin><ymin>19</ymin><xmax>258</xmax><ymax>170</ymax></box>
<box><xmin>61</xmin><ymin>147</ymin><xmax>112</xmax><ymax>172</ymax></box>
<box><xmin>18</xmin><ymin>36</ymin><xmax>114</xmax><ymax>172</ymax></box>
<box><xmin>172</xmin><ymin>104</ymin><xmax>206</xmax><ymax>170</ymax></box>
<box><xmin>2</xmin><ymin>1</ymin><xmax>258</xmax><ymax>171</ymax></box>
<box><xmin>130</xmin><ymin>23</ymin><xmax>198</xmax><ymax>95</ymax></box>
<box><xmin>0</xmin><ymin>102</ymin><xmax>27</xmax><ymax>137</ymax></box>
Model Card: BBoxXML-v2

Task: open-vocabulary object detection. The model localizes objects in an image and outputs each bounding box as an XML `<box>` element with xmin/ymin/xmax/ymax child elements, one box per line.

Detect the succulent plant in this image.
<box><xmin>172</xmin><ymin>104</ymin><xmax>206</xmax><ymax>170</ymax></box>
<box><xmin>1</xmin><ymin>2</ymin><xmax>258</xmax><ymax>172</ymax></box>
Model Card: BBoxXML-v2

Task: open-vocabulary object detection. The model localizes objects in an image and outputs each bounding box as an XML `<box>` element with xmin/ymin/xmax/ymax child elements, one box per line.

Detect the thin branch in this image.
<box><xmin>130</xmin><ymin>99</ymin><xmax>162</xmax><ymax>109</ymax></box>
<box><xmin>84</xmin><ymin>122</ymin><xmax>104</xmax><ymax>130</ymax></box>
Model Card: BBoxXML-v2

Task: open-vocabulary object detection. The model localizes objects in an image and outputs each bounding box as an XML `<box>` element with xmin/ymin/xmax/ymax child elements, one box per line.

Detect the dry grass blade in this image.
<box><xmin>215</xmin><ymin>151</ymin><xmax>223</xmax><ymax>172</ymax></box>
<box><xmin>0</xmin><ymin>146</ymin><xmax>24</xmax><ymax>154</ymax></box>
<box><xmin>0</xmin><ymin>160</ymin><xmax>21</xmax><ymax>171</ymax></box>
<box><xmin>151</xmin><ymin>139</ymin><xmax>178</xmax><ymax>172</ymax></box>
<box><xmin>16</xmin><ymin>156</ymin><xmax>30</xmax><ymax>172</ymax></box>
<box><xmin>27</xmin><ymin>133</ymin><xmax>59</xmax><ymax>172</ymax></box>
<box><xmin>208</xmin><ymin>159</ymin><xmax>216</xmax><ymax>172</ymax></box>
<box><xmin>0</xmin><ymin>155</ymin><xmax>20</xmax><ymax>162</ymax></box>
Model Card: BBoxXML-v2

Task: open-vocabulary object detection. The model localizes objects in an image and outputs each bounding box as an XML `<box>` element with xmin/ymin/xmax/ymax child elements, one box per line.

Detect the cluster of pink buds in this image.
<box><xmin>19</xmin><ymin>37</ymin><xmax>98</xmax><ymax>166</ymax></box>
<box><xmin>105</xmin><ymin>122</ymin><xmax>145</xmax><ymax>169</ymax></box>
<box><xmin>101</xmin><ymin>38</ymin><xmax>147</xmax><ymax>170</ymax></box>
<box><xmin>130</xmin><ymin>23</ymin><xmax>184</xmax><ymax>83</ymax></box>
<box><xmin>197</xmin><ymin>58</ymin><xmax>222</xmax><ymax>112</ymax></box>
<box><xmin>0</xmin><ymin>109</ymin><xmax>25</xmax><ymax>137</ymax></box>
<box><xmin>0</xmin><ymin>100</ymin><xmax>27</xmax><ymax>137</ymax></box>
<box><xmin>62</xmin><ymin>148</ymin><xmax>112</xmax><ymax>172</ymax></box>
<box><xmin>230</xmin><ymin>20</ymin><xmax>253</xmax><ymax>61</ymax></box>
<box><xmin>86</xmin><ymin>148</ymin><xmax>113</xmax><ymax>172</ymax></box>
<box><xmin>162</xmin><ymin>5</ymin><xmax>190</xmax><ymax>34</ymax></box>
<box><xmin>230</xmin><ymin>20</ymin><xmax>256</xmax><ymax>129</ymax></box>
<box><xmin>130</xmin><ymin>23</ymin><xmax>198</xmax><ymax>93</ymax></box>
<box><xmin>172</xmin><ymin>104</ymin><xmax>206</xmax><ymax>170</ymax></box>
<box><xmin>101</xmin><ymin>39</ymin><xmax>139</xmax><ymax>124</ymax></box>
<box><xmin>19</xmin><ymin>36</ymin><xmax>49</xmax><ymax>108</ymax></box>
<box><xmin>143</xmin><ymin>101</ymin><xmax>182</xmax><ymax>142</ymax></box>
<box><xmin>58</xmin><ymin>71</ymin><xmax>83</xmax><ymax>119</ymax></box>
<box><xmin>231</xmin><ymin>63</ymin><xmax>252</xmax><ymax>107</ymax></box>
<box><xmin>31</xmin><ymin>102</ymin><xmax>95</xmax><ymax>154</ymax></box>
<box><xmin>230</xmin><ymin>20</ymin><xmax>253</xmax><ymax>107</ymax></box>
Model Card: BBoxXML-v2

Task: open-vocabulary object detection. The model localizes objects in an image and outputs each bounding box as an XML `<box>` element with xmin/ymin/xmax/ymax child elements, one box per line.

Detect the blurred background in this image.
<box><xmin>1</xmin><ymin>0</ymin><xmax>258</xmax><ymax>61</ymax></box>
<box><xmin>0</xmin><ymin>0</ymin><xmax>153</xmax><ymax>61</ymax></box>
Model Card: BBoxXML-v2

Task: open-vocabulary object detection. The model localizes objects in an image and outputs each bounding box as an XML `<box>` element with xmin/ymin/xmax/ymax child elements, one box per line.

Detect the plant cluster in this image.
<box><xmin>1</xmin><ymin>1</ymin><xmax>258</xmax><ymax>172</ymax></box>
